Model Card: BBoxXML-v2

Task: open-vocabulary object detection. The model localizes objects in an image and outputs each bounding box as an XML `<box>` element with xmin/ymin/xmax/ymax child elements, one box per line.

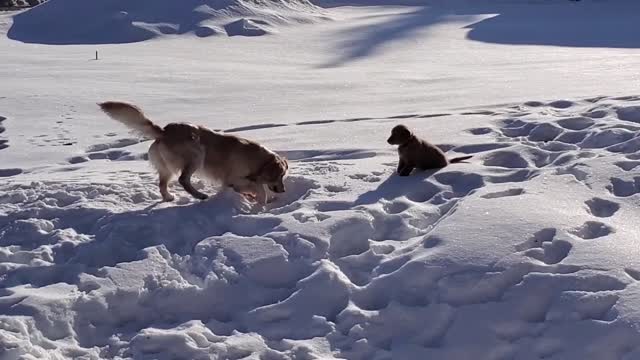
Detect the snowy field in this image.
<box><xmin>3</xmin><ymin>0</ymin><xmax>640</xmax><ymax>359</ymax></box>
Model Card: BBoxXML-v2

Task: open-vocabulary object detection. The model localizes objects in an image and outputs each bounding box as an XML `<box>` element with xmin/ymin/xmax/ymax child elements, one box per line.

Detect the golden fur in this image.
<box><xmin>98</xmin><ymin>101</ymin><xmax>288</xmax><ymax>204</ymax></box>
<box><xmin>387</xmin><ymin>124</ymin><xmax>472</xmax><ymax>176</ymax></box>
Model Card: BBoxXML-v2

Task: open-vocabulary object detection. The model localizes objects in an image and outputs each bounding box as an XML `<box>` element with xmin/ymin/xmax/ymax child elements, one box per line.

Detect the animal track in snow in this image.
<box><xmin>87</xmin><ymin>138</ymin><xmax>140</xmax><ymax>152</ymax></box>
<box><xmin>615</xmin><ymin>106</ymin><xmax>640</xmax><ymax>123</ymax></box>
<box><xmin>570</xmin><ymin>221</ymin><xmax>614</xmax><ymax>240</ymax></box>
<box><xmin>461</xmin><ymin>110</ymin><xmax>496</xmax><ymax>116</ymax></box>
<box><xmin>614</xmin><ymin>160</ymin><xmax>640</xmax><ymax>171</ymax></box>
<box><xmin>548</xmin><ymin>100</ymin><xmax>575</xmax><ymax>109</ymax></box>
<box><xmin>516</xmin><ymin>228</ymin><xmax>556</xmax><ymax>251</ymax></box>
<box><xmin>486</xmin><ymin>169</ymin><xmax>538</xmax><ymax>184</ymax></box>
<box><xmin>483</xmin><ymin>150</ymin><xmax>529</xmax><ymax>168</ymax></box>
<box><xmin>382</xmin><ymin>200</ymin><xmax>410</xmax><ymax>214</ymax></box>
<box><xmin>481</xmin><ymin>188</ymin><xmax>524</xmax><ymax>199</ymax></box>
<box><xmin>625</xmin><ymin>268</ymin><xmax>640</xmax><ymax>281</ymax></box>
<box><xmin>522</xmin><ymin>233</ymin><xmax>573</xmax><ymax>265</ymax></box>
<box><xmin>297</xmin><ymin>119</ymin><xmax>336</xmax><ymax>126</ymax></box>
<box><xmin>225</xmin><ymin>123</ymin><xmax>287</xmax><ymax>132</ymax></box>
<box><xmin>528</xmin><ymin>123</ymin><xmax>564</xmax><ymax>141</ymax></box>
<box><xmin>467</xmin><ymin>127</ymin><xmax>494</xmax><ymax>135</ymax></box>
<box><xmin>556</xmin><ymin>117</ymin><xmax>595</xmax><ymax>131</ymax></box>
<box><xmin>484</xmin><ymin>98</ymin><xmax>640</xmax><ymax>161</ymax></box>
<box><xmin>583</xmin><ymin>109</ymin><xmax>609</xmax><ymax>119</ymax></box>
<box><xmin>607</xmin><ymin>177</ymin><xmax>640</xmax><ymax>197</ymax></box>
<box><xmin>68</xmin><ymin>149</ymin><xmax>145</xmax><ymax>164</ymax></box>
<box><xmin>585</xmin><ymin>198</ymin><xmax>620</xmax><ymax>218</ymax></box>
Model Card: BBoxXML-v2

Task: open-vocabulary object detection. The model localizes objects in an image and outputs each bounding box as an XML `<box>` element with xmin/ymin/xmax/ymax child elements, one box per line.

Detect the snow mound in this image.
<box><xmin>5</xmin><ymin>96</ymin><xmax>640</xmax><ymax>358</ymax></box>
<box><xmin>7</xmin><ymin>0</ymin><xmax>325</xmax><ymax>44</ymax></box>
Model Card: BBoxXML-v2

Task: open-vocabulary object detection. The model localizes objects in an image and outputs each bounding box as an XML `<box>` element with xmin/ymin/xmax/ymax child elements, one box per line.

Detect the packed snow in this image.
<box><xmin>3</xmin><ymin>0</ymin><xmax>640</xmax><ymax>359</ymax></box>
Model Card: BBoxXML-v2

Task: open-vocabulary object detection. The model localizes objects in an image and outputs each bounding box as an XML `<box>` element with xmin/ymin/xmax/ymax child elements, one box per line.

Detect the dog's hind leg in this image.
<box><xmin>179</xmin><ymin>161</ymin><xmax>208</xmax><ymax>200</ymax></box>
<box><xmin>149</xmin><ymin>142</ymin><xmax>176</xmax><ymax>202</ymax></box>
<box><xmin>158</xmin><ymin>170</ymin><xmax>176</xmax><ymax>202</ymax></box>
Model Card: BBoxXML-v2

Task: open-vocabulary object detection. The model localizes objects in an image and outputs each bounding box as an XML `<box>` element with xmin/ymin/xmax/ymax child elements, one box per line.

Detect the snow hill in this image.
<box><xmin>4</xmin><ymin>0</ymin><xmax>640</xmax><ymax>359</ymax></box>
<box><xmin>8</xmin><ymin>0</ymin><xmax>325</xmax><ymax>44</ymax></box>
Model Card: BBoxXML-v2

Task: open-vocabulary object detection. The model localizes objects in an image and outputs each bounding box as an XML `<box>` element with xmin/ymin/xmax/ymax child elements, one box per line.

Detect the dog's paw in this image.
<box><xmin>162</xmin><ymin>194</ymin><xmax>176</xmax><ymax>202</ymax></box>
<box><xmin>242</xmin><ymin>193</ymin><xmax>258</xmax><ymax>202</ymax></box>
<box><xmin>196</xmin><ymin>194</ymin><xmax>208</xmax><ymax>200</ymax></box>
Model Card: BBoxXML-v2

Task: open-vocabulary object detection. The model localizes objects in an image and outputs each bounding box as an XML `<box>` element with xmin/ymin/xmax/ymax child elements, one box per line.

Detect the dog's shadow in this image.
<box><xmin>354</xmin><ymin>169</ymin><xmax>442</xmax><ymax>206</ymax></box>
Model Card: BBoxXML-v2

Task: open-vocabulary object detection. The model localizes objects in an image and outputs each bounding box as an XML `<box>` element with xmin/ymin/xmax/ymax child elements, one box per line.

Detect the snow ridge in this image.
<box><xmin>7</xmin><ymin>0</ymin><xmax>326</xmax><ymax>44</ymax></box>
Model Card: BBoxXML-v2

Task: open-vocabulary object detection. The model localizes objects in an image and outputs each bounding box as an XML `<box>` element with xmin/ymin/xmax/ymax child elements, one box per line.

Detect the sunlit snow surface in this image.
<box><xmin>3</xmin><ymin>1</ymin><xmax>640</xmax><ymax>359</ymax></box>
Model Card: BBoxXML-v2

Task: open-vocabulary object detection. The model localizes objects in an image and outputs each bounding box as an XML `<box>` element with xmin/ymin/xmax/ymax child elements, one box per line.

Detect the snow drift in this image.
<box><xmin>5</xmin><ymin>96</ymin><xmax>640</xmax><ymax>359</ymax></box>
<box><xmin>7</xmin><ymin>0</ymin><xmax>325</xmax><ymax>44</ymax></box>
<box><xmin>6</xmin><ymin>1</ymin><xmax>640</xmax><ymax>359</ymax></box>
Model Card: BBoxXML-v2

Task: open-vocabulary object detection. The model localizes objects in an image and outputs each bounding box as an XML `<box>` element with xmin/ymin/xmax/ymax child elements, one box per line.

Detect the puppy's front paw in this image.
<box><xmin>196</xmin><ymin>193</ymin><xmax>208</xmax><ymax>200</ymax></box>
<box><xmin>162</xmin><ymin>194</ymin><xmax>176</xmax><ymax>202</ymax></box>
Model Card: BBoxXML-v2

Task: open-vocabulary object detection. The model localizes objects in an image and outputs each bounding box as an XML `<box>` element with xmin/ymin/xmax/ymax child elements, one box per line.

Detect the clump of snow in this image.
<box><xmin>225</xmin><ymin>18</ymin><xmax>269</xmax><ymax>37</ymax></box>
<box><xmin>7</xmin><ymin>0</ymin><xmax>326</xmax><ymax>44</ymax></box>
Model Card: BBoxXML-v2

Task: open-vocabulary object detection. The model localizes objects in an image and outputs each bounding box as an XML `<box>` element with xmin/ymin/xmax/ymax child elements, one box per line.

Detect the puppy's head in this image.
<box><xmin>387</xmin><ymin>124</ymin><xmax>413</xmax><ymax>145</ymax></box>
<box><xmin>248</xmin><ymin>156</ymin><xmax>289</xmax><ymax>193</ymax></box>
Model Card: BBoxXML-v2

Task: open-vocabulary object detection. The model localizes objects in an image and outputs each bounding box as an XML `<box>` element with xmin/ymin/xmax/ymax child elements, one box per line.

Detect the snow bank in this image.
<box><xmin>7</xmin><ymin>0</ymin><xmax>325</xmax><ymax>44</ymax></box>
<box><xmin>4</xmin><ymin>96</ymin><xmax>640</xmax><ymax>358</ymax></box>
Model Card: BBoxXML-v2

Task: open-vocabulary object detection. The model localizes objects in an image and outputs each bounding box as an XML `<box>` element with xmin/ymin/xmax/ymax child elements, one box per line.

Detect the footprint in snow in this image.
<box><xmin>584</xmin><ymin>197</ymin><xmax>620</xmax><ymax>218</ymax></box>
<box><xmin>570</xmin><ymin>221</ymin><xmax>614</xmax><ymax>240</ymax></box>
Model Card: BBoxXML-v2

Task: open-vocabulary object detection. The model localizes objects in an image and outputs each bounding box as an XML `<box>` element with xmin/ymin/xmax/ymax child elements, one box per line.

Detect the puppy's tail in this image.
<box><xmin>98</xmin><ymin>101</ymin><xmax>164</xmax><ymax>139</ymax></box>
<box><xmin>448</xmin><ymin>155</ymin><xmax>473</xmax><ymax>164</ymax></box>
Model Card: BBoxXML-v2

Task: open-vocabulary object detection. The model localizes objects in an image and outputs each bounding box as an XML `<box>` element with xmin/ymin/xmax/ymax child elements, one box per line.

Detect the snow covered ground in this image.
<box><xmin>3</xmin><ymin>0</ymin><xmax>640</xmax><ymax>359</ymax></box>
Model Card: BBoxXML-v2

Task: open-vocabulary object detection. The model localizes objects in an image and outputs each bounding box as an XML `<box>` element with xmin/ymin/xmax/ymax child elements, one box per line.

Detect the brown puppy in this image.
<box><xmin>387</xmin><ymin>124</ymin><xmax>472</xmax><ymax>176</ymax></box>
<box><xmin>98</xmin><ymin>101</ymin><xmax>288</xmax><ymax>204</ymax></box>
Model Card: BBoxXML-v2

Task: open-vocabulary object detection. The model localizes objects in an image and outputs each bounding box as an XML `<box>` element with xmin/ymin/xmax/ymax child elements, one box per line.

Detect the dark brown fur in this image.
<box><xmin>387</xmin><ymin>124</ymin><xmax>472</xmax><ymax>176</ymax></box>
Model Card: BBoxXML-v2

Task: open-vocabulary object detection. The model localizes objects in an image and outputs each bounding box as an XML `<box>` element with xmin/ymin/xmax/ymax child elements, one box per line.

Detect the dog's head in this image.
<box><xmin>247</xmin><ymin>156</ymin><xmax>289</xmax><ymax>193</ymax></box>
<box><xmin>387</xmin><ymin>124</ymin><xmax>413</xmax><ymax>145</ymax></box>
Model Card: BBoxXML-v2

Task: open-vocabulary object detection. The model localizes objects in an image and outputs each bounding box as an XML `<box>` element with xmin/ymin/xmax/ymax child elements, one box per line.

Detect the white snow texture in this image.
<box><xmin>4</xmin><ymin>0</ymin><xmax>640</xmax><ymax>359</ymax></box>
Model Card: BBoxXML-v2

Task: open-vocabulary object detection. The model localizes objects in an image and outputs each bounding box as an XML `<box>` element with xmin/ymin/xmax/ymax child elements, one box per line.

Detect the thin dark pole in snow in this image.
<box><xmin>95</xmin><ymin>51</ymin><xmax>99</xmax><ymax>60</ymax></box>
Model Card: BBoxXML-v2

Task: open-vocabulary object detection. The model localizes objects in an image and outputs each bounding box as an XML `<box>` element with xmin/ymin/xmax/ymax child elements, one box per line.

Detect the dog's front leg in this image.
<box><xmin>398</xmin><ymin>164</ymin><xmax>415</xmax><ymax>177</ymax></box>
<box><xmin>229</xmin><ymin>182</ymin><xmax>259</xmax><ymax>203</ymax></box>
<box><xmin>255</xmin><ymin>184</ymin><xmax>269</xmax><ymax>205</ymax></box>
<box><xmin>397</xmin><ymin>158</ymin><xmax>406</xmax><ymax>174</ymax></box>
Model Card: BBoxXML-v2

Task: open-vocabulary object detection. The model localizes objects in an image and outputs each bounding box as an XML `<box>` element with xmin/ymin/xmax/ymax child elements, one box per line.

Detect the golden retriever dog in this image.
<box><xmin>98</xmin><ymin>101</ymin><xmax>288</xmax><ymax>204</ymax></box>
<box><xmin>387</xmin><ymin>124</ymin><xmax>472</xmax><ymax>176</ymax></box>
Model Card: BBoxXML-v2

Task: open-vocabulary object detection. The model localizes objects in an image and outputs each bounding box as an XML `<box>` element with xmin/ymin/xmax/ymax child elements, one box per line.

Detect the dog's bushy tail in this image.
<box><xmin>98</xmin><ymin>101</ymin><xmax>164</xmax><ymax>139</ymax></box>
<box><xmin>449</xmin><ymin>155</ymin><xmax>473</xmax><ymax>164</ymax></box>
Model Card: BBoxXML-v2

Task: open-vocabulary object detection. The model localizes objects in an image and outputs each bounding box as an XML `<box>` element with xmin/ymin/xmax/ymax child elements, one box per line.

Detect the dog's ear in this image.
<box><xmin>247</xmin><ymin>157</ymin><xmax>279</xmax><ymax>182</ymax></box>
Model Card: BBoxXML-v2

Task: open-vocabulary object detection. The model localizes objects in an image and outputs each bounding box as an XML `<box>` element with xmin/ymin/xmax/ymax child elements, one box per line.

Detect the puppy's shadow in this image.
<box><xmin>354</xmin><ymin>169</ymin><xmax>442</xmax><ymax>206</ymax></box>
